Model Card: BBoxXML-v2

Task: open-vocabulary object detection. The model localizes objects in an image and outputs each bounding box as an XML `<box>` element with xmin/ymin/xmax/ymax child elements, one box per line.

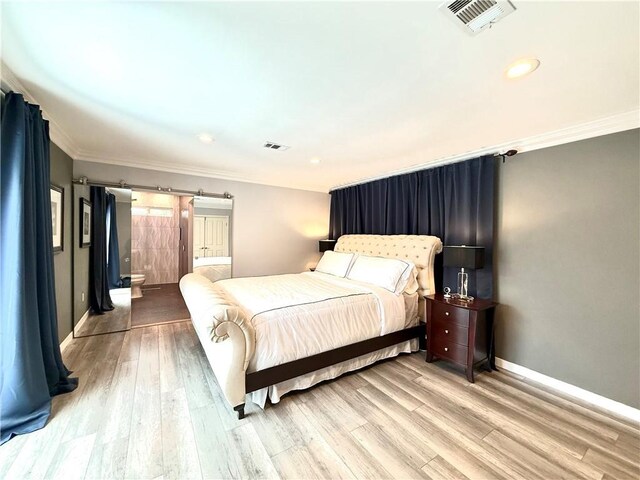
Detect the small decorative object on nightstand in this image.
<box><xmin>425</xmin><ymin>293</ymin><xmax>498</xmax><ymax>383</ymax></box>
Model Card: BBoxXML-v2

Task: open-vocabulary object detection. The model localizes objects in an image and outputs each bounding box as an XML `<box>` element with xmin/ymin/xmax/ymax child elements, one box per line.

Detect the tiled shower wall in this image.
<box><xmin>131</xmin><ymin>192</ymin><xmax>179</xmax><ymax>285</ymax></box>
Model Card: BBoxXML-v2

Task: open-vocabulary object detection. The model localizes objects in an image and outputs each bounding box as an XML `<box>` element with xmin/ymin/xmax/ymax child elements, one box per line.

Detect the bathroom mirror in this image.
<box><xmin>191</xmin><ymin>196</ymin><xmax>233</xmax><ymax>282</ymax></box>
<box><xmin>73</xmin><ymin>185</ymin><xmax>132</xmax><ymax>337</ymax></box>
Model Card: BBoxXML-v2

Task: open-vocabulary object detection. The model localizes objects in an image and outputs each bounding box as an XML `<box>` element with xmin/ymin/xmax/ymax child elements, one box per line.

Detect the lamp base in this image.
<box><xmin>454</xmin><ymin>269</ymin><xmax>474</xmax><ymax>302</ymax></box>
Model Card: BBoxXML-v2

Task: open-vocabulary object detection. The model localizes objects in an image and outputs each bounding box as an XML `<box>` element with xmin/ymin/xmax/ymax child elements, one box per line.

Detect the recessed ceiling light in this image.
<box><xmin>505</xmin><ymin>58</ymin><xmax>540</xmax><ymax>79</ymax></box>
<box><xmin>197</xmin><ymin>133</ymin><xmax>214</xmax><ymax>144</ymax></box>
<box><xmin>310</xmin><ymin>158</ymin><xmax>320</xmax><ymax>164</ymax></box>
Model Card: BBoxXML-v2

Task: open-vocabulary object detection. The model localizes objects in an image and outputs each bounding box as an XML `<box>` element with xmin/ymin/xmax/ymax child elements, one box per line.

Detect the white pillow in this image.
<box><xmin>347</xmin><ymin>255</ymin><xmax>418</xmax><ymax>294</ymax></box>
<box><xmin>315</xmin><ymin>251</ymin><xmax>355</xmax><ymax>277</ymax></box>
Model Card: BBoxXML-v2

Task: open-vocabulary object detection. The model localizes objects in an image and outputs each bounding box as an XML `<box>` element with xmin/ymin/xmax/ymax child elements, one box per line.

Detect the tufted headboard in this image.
<box><xmin>334</xmin><ymin>234</ymin><xmax>443</xmax><ymax>297</ymax></box>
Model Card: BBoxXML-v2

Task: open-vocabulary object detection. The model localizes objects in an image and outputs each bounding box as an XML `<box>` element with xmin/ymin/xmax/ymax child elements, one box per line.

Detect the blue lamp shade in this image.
<box><xmin>443</xmin><ymin>246</ymin><xmax>485</xmax><ymax>270</ymax></box>
<box><xmin>319</xmin><ymin>239</ymin><xmax>337</xmax><ymax>252</ymax></box>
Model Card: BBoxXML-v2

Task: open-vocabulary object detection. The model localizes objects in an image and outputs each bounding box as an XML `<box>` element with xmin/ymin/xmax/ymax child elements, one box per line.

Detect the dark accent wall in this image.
<box><xmin>50</xmin><ymin>142</ymin><xmax>74</xmax><ymax>343</ymax></box>
<box><xmin>496</xmin><ymin>128</ymin><xmax>640</xmax><ymax>408</ymax></box>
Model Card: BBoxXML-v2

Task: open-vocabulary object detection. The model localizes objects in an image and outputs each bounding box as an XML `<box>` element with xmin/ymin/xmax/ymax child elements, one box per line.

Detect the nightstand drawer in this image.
<box><xmin>431</xmin><ymin>318</ymin><xmax>469</xmax><ymax>347</ymax></box>
<box><xmin>431</xmin><ymin>302</ymin><xmax>470</xmax><ymax>327</ymax></box>
<box><xmin>431</xmin><ymin>338</ymin><xmax>468</xmax><ymax>365</ymax></box>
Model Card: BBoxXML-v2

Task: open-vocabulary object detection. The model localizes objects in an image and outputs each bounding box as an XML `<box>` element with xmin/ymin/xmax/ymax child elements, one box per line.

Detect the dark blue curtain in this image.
<box><xmin>106</xmin><ymin>193</ymin><xmax>121</xmax><ymax>289</ymax></box>
<box><xmin>329</xmin><ymin>156</ymin><xmax>495</xmax><ymax>298</ymax></box>
<box><xmin>90</xmin><ymin>186</ymin><xmax>114</xmax><ymax>312</ymax></box>
<box><xmin>0</xmin><ymin>92</ymin><xmax>78</xmax><ymax>445</ymax></box>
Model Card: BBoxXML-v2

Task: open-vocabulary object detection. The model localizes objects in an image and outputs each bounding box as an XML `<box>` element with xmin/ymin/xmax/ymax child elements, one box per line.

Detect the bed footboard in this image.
<box><xmin>179</xmin><ymin>274</ymin><xmax>255</xmax><ymax>418</ymax></box>
<box><xmin>208</xmin><ymin>306</ymin><xmax>255</xmax><ymax>415</ymax></box>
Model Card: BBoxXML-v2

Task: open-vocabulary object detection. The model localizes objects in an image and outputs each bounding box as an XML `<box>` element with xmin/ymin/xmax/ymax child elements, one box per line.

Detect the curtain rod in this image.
<box><xmin>72</xmin><ymin>177</ymin><xmax>233</xmax><ymax>199</ymax></box>
<box><xmin>329</xmin><ymin>149</ymin><xmax>518</xmax><ymax>192</ymax></box>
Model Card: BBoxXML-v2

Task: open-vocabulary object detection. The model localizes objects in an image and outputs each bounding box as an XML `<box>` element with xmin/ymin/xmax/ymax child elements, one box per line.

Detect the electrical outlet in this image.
<box><xmin>81</xmin><ymin>292</ymin><xmax>85</xmax><ymax>302</ymax></box>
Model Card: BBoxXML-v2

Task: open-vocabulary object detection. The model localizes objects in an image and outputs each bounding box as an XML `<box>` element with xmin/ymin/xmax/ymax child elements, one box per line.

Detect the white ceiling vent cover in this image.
<box><xmin>440</xmin><ymin>0</ymin><xmax>516</xmax><ymax>36</ymax></box>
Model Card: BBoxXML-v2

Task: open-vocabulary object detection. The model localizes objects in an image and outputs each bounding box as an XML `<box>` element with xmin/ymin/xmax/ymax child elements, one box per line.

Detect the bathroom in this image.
<box><xmin>71</xmin><ymin>184</ymin><xmax>234</xmax><ymax>336</ymax></box>
<box><xmin>130</xmin><ymin>190</ymin><xmax>191</xmax><ymax>327</ymax></box>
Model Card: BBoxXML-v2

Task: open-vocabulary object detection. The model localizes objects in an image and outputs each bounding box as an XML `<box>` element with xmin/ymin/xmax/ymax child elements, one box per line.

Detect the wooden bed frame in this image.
<box><xmin>237</xmin><ymin>322</ymin><xmax>426</xmax><ymax>418</ymax></box>
<box><xmin>180</xmin><ymin>234</ymin><xmax>442</xmax><ymax>420</ymax></box>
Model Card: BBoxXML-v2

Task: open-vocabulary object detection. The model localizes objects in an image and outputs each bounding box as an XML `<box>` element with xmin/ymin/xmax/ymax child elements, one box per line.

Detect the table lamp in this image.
<box><xmin>318</xmin><ymin>239</ymin><xmax>337</xmax><ymax>252</ymax></box>
<box><xmin>443</xmin><ymin>245</ymin><xmax>485</xmax><ymax>301</ymax></box>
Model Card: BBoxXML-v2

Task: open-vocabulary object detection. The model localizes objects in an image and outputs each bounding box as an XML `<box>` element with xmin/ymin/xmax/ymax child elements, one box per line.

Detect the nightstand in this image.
<box><xmin>425</xmin><ymin>294</ymin><xmax>498</xmax><ymax>383</ymax></box>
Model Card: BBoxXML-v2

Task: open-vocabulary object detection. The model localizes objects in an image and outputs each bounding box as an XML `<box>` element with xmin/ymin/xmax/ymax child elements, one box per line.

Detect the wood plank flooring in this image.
<box><xmin>74</xmin><ymin>288</ymin><xmax>131</xmax><ymax>338</ymax></box>
<box><xmin>1</xmin><ymin>322</ymin><xmax>638</xmax><ymax>480</ymax></box>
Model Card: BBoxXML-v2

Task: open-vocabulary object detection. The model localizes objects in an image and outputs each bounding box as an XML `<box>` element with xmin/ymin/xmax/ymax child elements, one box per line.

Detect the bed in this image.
<box><xmin>179</xmin><ymin>234</ymin><xmax>442</xmax><ymax>418</ymax></box>
<box><xmin>193</xmin><ymin>256</ymin><xmax>232</xmax><ymax>282</ymax></box>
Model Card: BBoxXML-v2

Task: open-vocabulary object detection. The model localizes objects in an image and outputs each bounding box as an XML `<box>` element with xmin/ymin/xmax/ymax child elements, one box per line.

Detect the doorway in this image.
<box><xmin>129</xmin><ymin>190</ymin><xmax>191</xmax><ymax>327</ymax></box>
<box><xmin>194</xmin><ymin>215</ymin><xmax>229</xmax><ymax>257</ymax></box>
<box><xmin>191</xmin><ymin>196</ymin><xmax>233</xmax><ymax>283</ymax></box>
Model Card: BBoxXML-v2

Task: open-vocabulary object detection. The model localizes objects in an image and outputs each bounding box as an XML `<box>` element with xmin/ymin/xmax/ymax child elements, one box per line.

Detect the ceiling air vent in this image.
<box><xmin>440</xmin><ymin>0</ymin><xmax>516</xmax><ymax>36</ymax></box>
<box><xmin>263</xmin><ymin>142</ymin><xmax>290</xmax><ymax>151</ymax></box>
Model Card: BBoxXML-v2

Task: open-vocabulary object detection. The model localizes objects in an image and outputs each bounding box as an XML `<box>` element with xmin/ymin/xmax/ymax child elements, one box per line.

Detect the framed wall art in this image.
<box><xmin>50</xmin><ymin>184</ymin><xmax>64</xmax><ymax>252</ymax></box>
<box><xmin>80</xmin><ymin>198</ymin><xmax>92</xmax><ymax>248</ymax></box>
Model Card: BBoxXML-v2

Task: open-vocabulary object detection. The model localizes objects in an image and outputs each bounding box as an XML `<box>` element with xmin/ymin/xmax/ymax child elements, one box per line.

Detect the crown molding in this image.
<box><xmin>74</xmin><ymin>150</ymin><xmax>328</xmax><ymax>193</ymax></box>
<box><xmin>513</xmin><ymin>109</ymin><xmax>639</xmax><ymax>152</ymax></box>
<box><xmin>1</xmin><ymin>62</ymin><xmax>81</xmax><ymax>159</ymax></box>
<box><xmin>330</xmin><ymin>109</ymin><xmax>640</xmax><ymax>191</ymax></box>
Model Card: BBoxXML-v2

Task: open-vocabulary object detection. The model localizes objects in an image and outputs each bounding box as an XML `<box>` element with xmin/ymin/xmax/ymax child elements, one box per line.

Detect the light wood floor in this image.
<box><xmin>1</xmin><ymin>322</ymin><xmax>638</xmax><ymax>480</ymax></box>
<box><xmin>74</xmin><ymin>288</ymin><xmax>131</xmax><ymax>338</ymax></box>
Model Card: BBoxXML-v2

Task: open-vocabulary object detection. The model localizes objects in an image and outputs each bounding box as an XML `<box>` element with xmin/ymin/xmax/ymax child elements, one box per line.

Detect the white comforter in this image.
<box><xmin>214</xmin><ymin>271</ymin><xmax>408</xmax><ymax>373</ymax></box>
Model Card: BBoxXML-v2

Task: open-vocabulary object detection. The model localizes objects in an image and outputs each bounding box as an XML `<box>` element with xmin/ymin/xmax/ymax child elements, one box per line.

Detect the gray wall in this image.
<box><xmin>74</xmin><ymin>161</ymin><xmax>330</xmax><ymax>277</ymax></box>
<box><xmin>50</xmin><ymin>142</ymin><xmax>74</xmax><ymax>342</ymax></box>
<box><xmin>73</xmin><ymin>184</ymin><xmax>91</xmax><ymax>329</ymax></box>
<box><xmin>496</xmin><ymin>129</ymin><xmax>640</xmax><ymax>408</ymax></box>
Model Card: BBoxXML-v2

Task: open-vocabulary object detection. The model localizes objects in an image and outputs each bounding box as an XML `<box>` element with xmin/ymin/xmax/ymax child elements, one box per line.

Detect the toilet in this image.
<box><xmin>131</xmin><ymin>274</ymin><xmax>146</xmax><ymax>299</ymax></box>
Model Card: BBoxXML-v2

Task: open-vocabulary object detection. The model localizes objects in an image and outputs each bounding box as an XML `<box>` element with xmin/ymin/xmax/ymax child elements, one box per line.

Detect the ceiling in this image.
<box><xmin>2</xmin><ymin>1</ymin><xmax>638</xmax><ymax>193</ymax></box>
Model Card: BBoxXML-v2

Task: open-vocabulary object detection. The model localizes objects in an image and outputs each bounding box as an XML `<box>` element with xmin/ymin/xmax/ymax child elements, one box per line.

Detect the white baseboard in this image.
<box><xmin>60</xmin><ymin>330</ymin><xmax>73</xmax><ymax>353</ymax></box>
<box><xmin>74</xmin><ymin>309</ymin><xmax>90</xmax><ymax>335</ymax></box>
<box><xmin>60</xmin><ymin>309</ymin><xmax>90</xmax><ymax>353</ymax></box>
<box><xmin>495</xmin><ymin>357</ymin><xmax>640</xmax><ymax>423</ymax></box>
